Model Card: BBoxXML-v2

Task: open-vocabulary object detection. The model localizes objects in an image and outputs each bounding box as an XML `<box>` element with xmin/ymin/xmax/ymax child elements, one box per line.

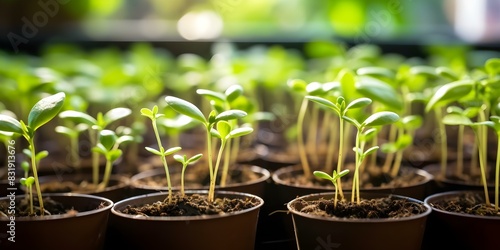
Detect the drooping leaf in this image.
<box><xmin>55</xmin><ymin>126</ymin><xmax>76</xmax><ymax>137</ymax></box>
<box><xmin>165</xmin><ymin>96</ymin><xmax>207</xmax><ymax>124</ymax></box>
<box><xmin>0</xmin><ymin>114</ymin><xmax>23</xmax><ymax>134</ymax></box>
<box><xmin>362</xmin><ymin>111</ymin><xmax>399</xmax><ymax>127</ymax></box>
<box><xmin>363</xmin><ymin>146</ymin><xmax>379</xmax><ymax>157</ymax></box>
<box><xmin>342</xmin><ymin>116</ymin><xmax>361</xmax><ymax>128</ymax></box>
<box><xmin>210</xmin><ymin>128</ymin><xmax>221</xmax><ymax>138</ymax></box>
<box><xmin>306</xmin><ymin>96</ymin><xmax>338</xmax><ymax>111</ymax></box>
<box><xmin>92</xmin><ymin>144</ymin><xmax>108</xmax><ymax>155</ymax></box>
<box><xmin>28</xmin><ymin>92</ymin><xmax>66</xmax><ymax>131</ymax></box>
<box><xmin>355</xmin><ymin>76</ymin><xmax>403</xmax><ymax>110</ymax></box>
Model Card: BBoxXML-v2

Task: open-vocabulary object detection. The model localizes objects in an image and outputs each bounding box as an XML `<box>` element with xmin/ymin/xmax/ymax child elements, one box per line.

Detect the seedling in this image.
<box><xmin>55</xmin><ymin>121</ymin><xmax>89</xmax><ymax>169</ymax></box>
<box><xmin>484</xmin><ymin>116</ymin><xmax>500</xmax><ymax>211</ymax></box>
<box><xmin>58</xmin><ymin>107</ymin><xmax>131</xmax><ymax>185</ymax></box>
<box><xmin>343</xmin><ymin>106</ymin><xmax>400</xmax><ymax>204</ymax></box>
<box><xmin>19</xmin><ymin>177</ymin><xmax>35</xmax><ymax>215</ymax></box>
<box><xmin>0</xmin><ymin>92</ymin><xmax>66</xmax><ymax>215</ymax></box>
<box><xmin>92</xmin><ymin>129</ymin><xmax>133</xmax><ymax>190</ymax></box>
<box><xmin>313</xmin><ymin>169</ymin><xmax>350</xmax><ymax>208</ymax></box>
<box><xmin>141</xmin><ymin>105</ymin><xmax>182</xmax><ymax>203</ymax></box>
<box><xmin>173</xmin><ymin>153</ymin><xmax>203</xmax><ymax>197</ymax></box>
<box><xmin>164</xmin><ymin>95</ymin><xmax>251</xmax><ymax>202</ymax></box>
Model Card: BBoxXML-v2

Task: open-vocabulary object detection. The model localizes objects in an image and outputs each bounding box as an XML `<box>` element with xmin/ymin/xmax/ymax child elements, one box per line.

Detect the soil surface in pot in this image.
<box><xmin>429</xmin><ymin>192</ymin><xmax>500</xmax><ymax>217</ymax></box>
<box><xmin>120</xmin><ymin>193</ymin><xmax>259</xmax><ymax>216</ymax></box>
<box><xmin>285</xmin><ymin>165</ymin><xmax>426</xmax><ymax>189</ymax></box>
<box><xmin>292</xmin><ymin>196</ymin><xmax>427</xmax><ymax>219</ymax></box>
<box><xmin>37</xmin><ymin>177</ymin><xmax>126</xmax><ymax>194</ymax></box>
<box><xmin>0</xmin><ymin>197</ymin><xmax>106</xmax><ymax>217</ymax></box>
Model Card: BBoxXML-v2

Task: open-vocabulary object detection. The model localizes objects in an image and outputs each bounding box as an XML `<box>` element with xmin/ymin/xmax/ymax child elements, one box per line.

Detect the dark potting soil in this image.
<box><xmin>291</xmin><ymin>196</ymin><xmax>427</xmax><ymax>219</ymax></box>
<box><xmin>120</xmin><ymin>193</ymin><xmax>259</xmax><ymax>216</ymax></box>
<box><xmin>429</xmin><ymin>192</ymin><xmax>500</xmax><ymax>217</ymax></box>
<box><xmin>0</xmin><ymin>197</ymin><xmax>107</xmax><ymax>217</ymax></box>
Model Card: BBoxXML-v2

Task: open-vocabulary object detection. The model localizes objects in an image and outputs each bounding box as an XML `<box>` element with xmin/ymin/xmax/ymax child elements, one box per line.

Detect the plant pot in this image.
<box><xmin>34</xmin><ymin>173</ymin><xmax>130</xmax><ymax>202</ymax></box>
<box><xmin>288</xmin><ymin>192</ymin><xmax>431</xmax><ymax>250</ymax></box>
<box><xmin>0</xmin><ymin>193</ymin><xmax>113</xmax><ymax>250</ymax></box>
<box><xmin>108</xmin><ymin>190</ymin><xmax>263</xmax><ymax>250</ymax></box>
<box><xmin>268</xmin><ymin>164</ymin><xmax>433</xmax><ymax>249</ymax></box>
<box><xmin>130</xmin><ymin>164</ymin><xmax>270</xmax><ymax>197</ymax></box>
<box><xmin>423</xmin><ymin>161</ymin><xmax>495</xmax><ymax>194</ymax></box>
<box><xmin>423</xmin><ymin>190</ymin><xmax>500</xmax><ymax>249</ymax></box>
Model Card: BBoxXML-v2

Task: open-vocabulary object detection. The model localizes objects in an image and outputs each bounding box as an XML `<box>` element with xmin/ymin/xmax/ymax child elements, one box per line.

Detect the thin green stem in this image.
<box><xmin>495</xmin><ymin>139</ymin><xmax>499</xmax><ymax>211</ymax></box>
<box><xmin>478</xmin><ymin>111</ymin><xmax>490</xmax><ymax>206</ymax></box>
<box><xmin>382</xmin><ymin>124</ymin><xmax>397</xmax><ymax>173</ymax></box>
<box><xmin>324</xmin><ymin>115</ymin><xmax>336</xmax><ymax>174</ymax></box>
<box><xmin>436</xmin><ymin>108</ymin><xmax>448</xmax><ymax>178</ymax></box>
<box><xmin>456</xmin><ymin>125</ymin><xmax>464</xmax><ymax>177</ymax></box>
<box><xmin>28</xmin><ymin>184</ymin><xmax>33</xmax><ymax>215</ymax></box>
<box><xmin>29</xmin><ymin>138</ymin><xmax>44</xmax><ymax>215</ymax></box>
<box><xmin>297</xmin><ymin>99</ymin><xmax>311</xmax><ymax>179</ymax></box>
<box><xmin>209</xmin><ymin>140</ymin><xmax>226</xmax><ymax>202</ymax></box>
<box><xmin>307</xmin><ymin>105</ymin><xmax>319</xmax><ymax>166</ymax></box>
<box><xmin>152</xmin><ymin>118</ymin><xmax>173</xmax><ymax>203</ymax></box>
<box><xmin>89</xmin><ymin>129</ymin><xmax>99</xmax><ymax>186</ymax></box>
<box><xmin>336</xmin><ymin>119</ymin><xmax>345</xmax><ymax>200</ymax></box>
<box><xmin>220</xmin><ymin>138</ymin><xmax>232</xmax><ymax>187</ymax></box>
<box><xmin>100</xmin><ymin>159</ymin><xmax>112</xmax><ymax>190</ymax></box>
<box><xmin>351</xmin><ymin>129</ymin><xmax>362</xmax><ymax>204</ymax></box>
<box><xmin>181</xmin><ymin>165</ymin><xmax>186</xmax><ymax>197</ymax></box>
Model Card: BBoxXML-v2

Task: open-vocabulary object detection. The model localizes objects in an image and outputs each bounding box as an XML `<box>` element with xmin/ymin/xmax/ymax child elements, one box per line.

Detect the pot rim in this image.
<box><xmin>424</xmin><ymin>190</ymin><xmax>500</xmax><ymax>220</ymax></box>
<box><xmin>0</xmin><ymin>193</ymin><xmax>113</xmax><ymax>221</ymax></box>
<box><xmin>30</xmin><ymin>173</ymin><xmax>130</xmax><ymax>194</ymax></box>
<box><xmin>272</xmin><ymin>164</ymin><xmax>433</xmax><ymax>191</ymax></box>
<box><xmin>287</xmin><ymin>191</ymin><xmax>431</xmax><ymax>223</ymax></box>
<box><xmin>423</xmin><ymin>163</ymin><xmax>495</xmax><ymax>188</ymax></box>
<box><xmin>130</xmin><ymin>164</ymin><xmax>270</xmax><ymax>190</ymax></box>
<box><xmin>111</xmin><ymin>190</ymin><xmax>264</xmax><ymax>221</ymax></box>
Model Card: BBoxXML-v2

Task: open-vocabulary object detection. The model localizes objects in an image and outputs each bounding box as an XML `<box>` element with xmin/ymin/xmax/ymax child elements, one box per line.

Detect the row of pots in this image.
<box><xmin>1</xmin><ymin>161</ymin><xmax>499</xmax><ymax>249</ymax></box>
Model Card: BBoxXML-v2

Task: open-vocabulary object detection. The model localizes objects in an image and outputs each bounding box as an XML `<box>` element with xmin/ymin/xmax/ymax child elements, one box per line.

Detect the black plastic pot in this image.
<box><xmin>108</xmin><ymin>190</ymin><xmax>263</xmax><ymax>250</ymax></box>
<box><xmin>288</xmin><ymin>192</ymin><xmax>431</xmax><ymax>250</ymax></box>
<box><xmin>0</xmin><ymin>193</ymin><xmax>113</xmax><ymax>250</ymax></box>
<box><xmin>423</xmin><ymin>190</ymin><xmax>500</xmax><ymax>249</ymax></box>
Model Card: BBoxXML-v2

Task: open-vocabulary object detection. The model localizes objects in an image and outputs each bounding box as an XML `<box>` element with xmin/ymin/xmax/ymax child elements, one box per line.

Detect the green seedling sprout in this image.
<box><xmin>92</xmin><ymin>129</ymin><xmax>133</xmax><ymax>190</ymax></box>
<box><xmin>313</xmin><ymin>169</ymin><xmax>350</xmax><ymax>208</ymax></box>
<box><xmin>19</xmin><ymin>177</ymin><xmax>35</xmax><ymax>215</ymax></box>
<box><xmin>141</xmin><ymin>105</ymin><xmax>182</xmax><ymax>204</ymax></box>
<box><xmin>0</xmin><ymin>92</ymin><xmax>66</xmax><ymax>215</ymax></box>
<box><xmin>343</xmin><ymin>106</ymin><xmax>399</xmax><ymax>204</ymax></box>
<box><xmin>173</xmin><ymin>153</ymin><xmax>203</xmax><ymax>197</ymax></box>
<box><xmin>306</xmin><ymin>95</ymin><xmax>372</xmax><ymax>199</ymax></box>
<box><xmin>21</xmin><ymin>161</ymin><xmax>30</xmax><ymax>179</ymax></box>
<box><xmin>484</xmin><ymin>116</ymin><xmax>500</xmax><ymax>211</ymax></box>
<box><xmin>55</xmin><ymin>122</ymin><xmax>89</xmax><ymax>169</ymax></box>
<box><xmin>164</xmin><ymin>95</ymin><xmax>250</xmax><ymax>202</ymax></box>
<box><xmin>58</xmin><ymin>107</ymin><xmax>131</xmax><ymax>185</ymax></box>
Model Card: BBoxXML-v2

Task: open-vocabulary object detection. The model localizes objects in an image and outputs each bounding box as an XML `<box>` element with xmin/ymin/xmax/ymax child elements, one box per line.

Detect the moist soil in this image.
<box><xmin>0</xmin><ymin>196</ymin><xmax>106</xmax><ymax>217</ymax></box>
<box><xmin>120</xmin><ymin>193</ymin><xmax>259</xmax><ymax>216</ymax></box>
<box><xmin>429</xmin><ymin>192</ymin><xmax>500</xmax><ymax>217</ymax></box>
<box><xmin>291</xmin><ymin>195</ymin><xmax>427</xmax><ymax>219</ymax></box>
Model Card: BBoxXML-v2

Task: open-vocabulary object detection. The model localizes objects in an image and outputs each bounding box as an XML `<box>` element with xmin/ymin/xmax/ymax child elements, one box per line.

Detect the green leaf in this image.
<box><xmin>217</xmin><ymin>121</ymin><xmax>231</xmax><ymax>140</ymax></box>
<box><xmin>145</xmin><ymin>146</ymin><xmax>162</xmax><ymax>156</ymax></box>
<box><xmin>210</xmin><ymin>128</ymin><xmax>221</xmax><ymax>138</ymax></box>
<box><xmin>108</xmin><ymin>149</ymin><xmax>122</xmax><ymax>162</ymax></box>
<box><xmin>395</xmin><ymin>134</ymin><xmax>413</xmax><ymax>149</ymax></box>
<box><xmin>187</xmin><ymin>153</ymin><xmax>203</xmax><ymax>164</ymax></box>
<box><xmin>442</xmin><ymin>114</ymin><xmax>472</xmax><ymax>126</ymax></box>
<box><xmin>92</xmin><ymin>144</ymin><xmax>108</xmax><ymax>155</ymax></box>
<box><xmin>356</xmin><ymin>67</ymin><xmax>395</xmax><ymax>79</ymax></box>
<box><xmin>436</xmin><ymin>67</ymin><xmax>459</xmax><ymax>81</ymax></box>
<box><xmin>361</xmin><ymin>127</ymin><xmax>377</xmax><ymax>141</ymax></box>
<box><xmin>197</xmin><ymin>89</ymin><xmax>226</xmax><ymax>103</ymax></box>
<box><xmin>401</xmin><ymin>115</ymin><xmax>422</xmax><ymax>130</ymax></box>
<box><xmin>306</xmin><ymin>82</ymin><xmax>324</xmax><ymax>95</ymax></box>
<box><xmin>104</xmin><ymin>108</ymin><xmax>131</xmax><ymax>125</ymax></box>
<box><xmin>165</xmin><ymin>146</ymin><xmax>182</xmax><ymax>156</ymax></box>
<box><xmin>287</xmin><ymin>79</ymin><xmax>307</xmax><ymax>93</ymax></box>
<box><xmin>28</xmin><ymin>92</ymin><xmax>66</xmax><ymax>131</ymax></box>
<box><xmin>55</xmin><ymin>126</ymin><xmax>76</xmax><ymax>137</ymax></box>
<box><xmin>362</xmin><ymin>111</ymin><xmax>399</xmax><ymax>127</ymax></box>
<box><xmin>116</xmin><ymin>135</ymin><xmax>134</xmax><ymax>145</ymax></box>
<box><xmin>446</xmin><ymin>106</ymin><xmax>464</xmax><ymax>114</ymax></box>
<box><xmin>173</xmin><ymin>154</ymin><xmax>186</xmax><ymax>164</ymax></box>
<box><xmin>337</xmin><ymin>169</ymin><xmax>350</xmax><ymax>178</ymax></box>
<box><xmin>0</xmin><ymin>114</ymin><xmax>23</xmax><ymax>134</ymax></box>
<box><xmin>21</xmin><ymin>161</ymin><xmax>30</xmax><ymax>172</ymax></box>
<box><xmin>140</xmin><ymin>108</ymin><xmax>154</xmax><ymax>119</ymax></box>
<box><xmin>343</xmin><ymin>115</ymin><xmax>361</xmax><ymax>128</ymax></box>
<box><xmin>306</xmin><ymin>96</ymin><xmax>338</xmax><ymax>112</ymax></box>
<box><xmin>425</xmin><ymin>80</ymin><xmax>474</xmax><ymax>112</ymax></box>
<box><xmin>99</xmin><ymin>130</ymin><xmax>117</xmax><ymax>150</ymax></box>
<box><xmin>338</xmin><ymin>69</ymin><xmax>356</xmax><ymax>100</ymax></box>
<box><xmin>381</xmin><ymin>143</ymin><xmax>397</xmax><ymax>153</ymax></box>
<box><xmin>20</xmin><ymin>178</ymin><xmax>27</xmax><ymax>186</ymax></box>
<box><xmin>229</xmin><ymin>127</ymin><xmax>254</xmax><ymax>138</ymax></box>
<box><xmin>214</xmin><ymin>110</ymin><xmax>247</xmax><ymax>122</ymax></box>
<box><xmin>355</xmin><ymin>76</ymin><xmax>403</xmax><ymax>110</ymax></box>
<box><xmin>59</xmin><ymin>110</ymin><xmax>97</xmax><ymax>125</ymax></box>
<box><xmin>363</xmin><ymin>146</ymin><xmax>379</xmax><ymax>157</ymax></box>
<box><xmin>345</xmin><ymin>97</ymin><xmax>372</xmax><ymax>111</ymax></box>
<box><xmin>313</xmin><ymin>170</ymin><xmax>333</xmax><ymax>181</ymax></box>
<box><xmin>165</xmin><ymin>96</ymin><xmax>207</xmax><ymax>124</ymax></box>
<box><xmin>485</xmin><ymin>58</ymin><xmax>500</xmax><ymax>76</ymax></box>
<box><xmin>225</xmin><ymin>85</ymin><xmax>243</xmax><ymax>102</ymax></box>
<box><xmin>35</xmin><ymin>150</ymin><xmax>48</xmax><ymax>162</ymax></box>
<box><xmin>410</xmin><ymin>66</ymin><xmax>438</xmax><ymax>78</ymax></box>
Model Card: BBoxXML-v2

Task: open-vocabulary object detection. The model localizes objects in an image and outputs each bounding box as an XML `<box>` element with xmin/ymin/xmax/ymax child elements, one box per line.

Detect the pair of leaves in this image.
<box><xmin>173</xmin><ymin>153</ymin><xmax>203</xmax><ymax>167</ymax></box>
<box><xmin>343</xmin><ymin>111</ymin><xmax>400</xmax><ymax>130</ymax></box>
<box><xmin>20</xmin><ymin>176</ymin><xmax>35</xmax><ymax>187</ymax></box>
<box><xmin>211</xmin><ymin>121</ymin><xmax>254</xmax><ymax>141</ymax></box>
<box><xmin>145</xmin><ymin>146</ymin><xmax>181</xmax><ymax>157</ymax></box>
<box><xmin>59</xmin><ymin>107</ymin><xmax>131</xmax><ymax>129</ymax></box>
<box><xmin>313</xmin><ymin>169</ymin><xmax>350</xmax><ymax>186</ymax></box>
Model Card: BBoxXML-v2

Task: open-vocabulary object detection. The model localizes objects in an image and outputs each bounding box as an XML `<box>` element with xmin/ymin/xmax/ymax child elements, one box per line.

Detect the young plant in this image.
<box><xmin>141</xmin><ymin>105</ymin><xmax>182</xmax><ymax>204</ymax></box>
<box><xmin>306</xmin><ymin>95</ymin><xmax>372</xmax><ymax>199</ymax></box>
<box><xmin>173</xmin><ymin>153</ymin><xmax>203</xmax><ymax>197</ymax></box>
<box><xmin>0</xmin><ymin>92</ymin><xmax>66</xmax><ymax>215</ymax></box>
<box><xmin>55</xmin><ymin>121</ymin><xmax>89</xmax><ymax>169</ymax></box>
<box><xmin>92</xmin><ymin>129</ymin><xmax>133</xmax><ymax>190</ymax></box>
<box><xmin>19</xmin><ymin>176</ymin><xmax>35</xmax><ymax>215</ymax></box>
<box><xmin>164</xmin><ymin>96</ymin><xmax>250</xmax><ymax>202</ymax></box>
<box><xmin>313</xmin><ymin>169</ymin><xmax>349</xmax><ymax>208</ymax></box>
<box><xmin>484</xmin><ymin>116</ymin><xmax>500</xmax><ymax>211</ymax></box>
<box><xmin>343</xmin><ymin>104</ymin><xmax>400</xmax><ymax>204</ymax></box>
<box><xmin>58</xmin><ymin>107</ymin><xmax>131</xmax><ymax>185</ymax></box>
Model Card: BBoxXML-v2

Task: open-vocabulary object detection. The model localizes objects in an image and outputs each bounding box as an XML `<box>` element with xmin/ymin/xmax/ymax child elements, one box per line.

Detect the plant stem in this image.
<box><xmin>297</xmin><ymin>98</ymin><xmax>311</xmax><ymax>179</ymax></box>
<box><xmin>70</xmin><ymin>135</ymin><xmax>80</xmax><ymax>169</ymax></box>
<box><xmin>181</xmin><ymin>165</ymin><xmax>186</xmax><ymax>197</ymax></box>
<box><xmin>205</xmin><ymin>125</ymin><xmax>215</xmax><ymax>201</ymax></box>
<box><xmin>382</xmin><ymin>124</ymin><xmax>397</xmax><ymax>173</ymax></box>
<box><xmin>209</xmin><ymin>140</ymin><xmax>226</xmax><ymax>202</ymax></box>
<box><xmin>29</xmin><ymin>138</ymin><xmax>44</xmax><ymax>215</ymax></box>
<box><xmin>151</xmin><ymin>118</ymin><xmax>173</xmax><ymax>204</ymax></box>
<box><xmin>100</xmin><ymin>159</ymin><xmax>112</xmax><ymax>190</ymax></box>
<box><xmin>336</xmin><ymin>118</ymin><xmax>345</xmax><ymax>200</ymax></box>
<box><xmin>456</xmin><ymin>125</ymin><xmax>464</xmax><ymax>177</ymax></box>
<box><xmin>307</xmin><ymin>105</ymin><xmax>319</xmax><ymax>166</ymax></box>
<box><xmin>220</xmin><ymin>138</ymin><xmax>232</xmax><ymax>187</ymax></box>
<box><xmin>495</xmin><ymin>139</ymin><xmax>499</xmax><ymax>211</ymax></box>
<box><xmin>351</xmin><ymin>129</ymin><xmax>362</xmax><ymax>204</ymax></box>
<box><xmin>89</xmin><ymin>129</ymin><xmax>99</xmax><ymax>186</ymax></box>
<box><xmin>28</xmin><ymin>184</ymin><xmax>33</xmax><ymax>215</ymax></box>
<box><xmin>324</xmin><ymin>115</ymin><xmax>336</xmax><ymax>174</ymax></box>
<box><xmin>435</xmin><ymin>108</ymin><xmax>448</xmax><ymax>178</ymax></box>
<box><xmin>477</xmin><ymin>111</ymin><xmax>490</xmax><ymax>206</ymax></box>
